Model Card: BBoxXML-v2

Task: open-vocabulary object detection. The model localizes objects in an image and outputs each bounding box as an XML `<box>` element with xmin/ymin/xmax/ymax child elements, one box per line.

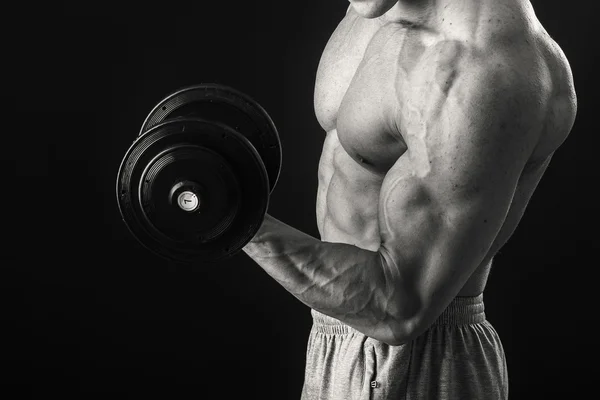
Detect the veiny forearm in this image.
<box><xmin>242</xmin><ymin>214</ymin><xmax>405</xmax><ymax>343</ymax></box>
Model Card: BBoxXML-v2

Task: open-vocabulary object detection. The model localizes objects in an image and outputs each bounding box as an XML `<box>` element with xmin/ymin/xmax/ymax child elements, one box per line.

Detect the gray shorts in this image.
<box><xmin>300</xmin><ymin>294</ymin><xmax>508</xmax><ymax>400</ymax></box>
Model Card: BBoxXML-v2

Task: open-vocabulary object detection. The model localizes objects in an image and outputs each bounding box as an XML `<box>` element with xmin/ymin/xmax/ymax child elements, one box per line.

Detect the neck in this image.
<box><xmin>379</xmin><ymin>1</ymin><xmax>436</xmax><ymax>26</ymax></box>
<box><xmin>380</xmin><ymin>0</ymin><xmax>501</xmax><ymax>30</ymax></box>
<box><xmin>379</xmin><ymin>0</ymin><xmax>535</xmax><ymax>44</ymax></box>
<box><xmin>348</xmin><ymin>0</ymin><xmax>445</xmax><ymax>21</ymax></box>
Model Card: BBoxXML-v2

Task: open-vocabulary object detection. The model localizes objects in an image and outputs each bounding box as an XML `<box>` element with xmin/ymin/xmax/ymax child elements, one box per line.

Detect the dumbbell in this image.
<box><xmin>116</xmin><ymin>84</ymin><xmax>281</xmax><ymax>263</ymax></box>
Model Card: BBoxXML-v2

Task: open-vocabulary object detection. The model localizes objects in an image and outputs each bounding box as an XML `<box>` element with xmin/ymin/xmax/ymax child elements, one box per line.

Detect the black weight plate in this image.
<box><xmin>117</xmin><ymin>118</ymin><xmax>269</xmax><ymax>264</ymax></box>
<box><xmin>140</xmin><ymin>145</ymin><xmax>241</xmax><ymax>243</ymax></box>
<box><xmin>140</xmin><ymin>84</ymin><xmax>281</xmax><ymax>193</ymax></box>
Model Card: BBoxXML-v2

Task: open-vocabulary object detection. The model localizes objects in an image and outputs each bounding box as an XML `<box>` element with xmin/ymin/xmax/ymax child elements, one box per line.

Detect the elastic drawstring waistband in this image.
<box><xmin>311</xmin><ymin>294</ymin><xmax>486</xmax><ymax>335</ymax></box>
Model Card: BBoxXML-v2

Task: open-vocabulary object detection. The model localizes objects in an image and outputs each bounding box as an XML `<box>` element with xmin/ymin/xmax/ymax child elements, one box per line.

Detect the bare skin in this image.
<box><xmin>243</xmin><ymin>0</ymin><xmax>576</xmax><ymax>346</ymax></box>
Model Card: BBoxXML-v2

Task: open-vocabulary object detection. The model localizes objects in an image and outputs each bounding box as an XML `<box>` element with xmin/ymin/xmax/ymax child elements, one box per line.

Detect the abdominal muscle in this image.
<box><xmin>316</xmin><ymin>129</ymin><xmax>493</xmax><ymax>297</ymax></box>
<box><xmin>317</xmin><ymin>129</ymin><xmax>383</xmax><ymax>252</ymax></box>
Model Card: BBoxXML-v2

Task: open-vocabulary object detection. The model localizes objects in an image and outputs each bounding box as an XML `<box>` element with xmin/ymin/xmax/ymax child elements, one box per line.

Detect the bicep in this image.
<box><xmin>377</xmin><ymin>62</ymin><xmax>544</xmax><ymax>330</ymax></box>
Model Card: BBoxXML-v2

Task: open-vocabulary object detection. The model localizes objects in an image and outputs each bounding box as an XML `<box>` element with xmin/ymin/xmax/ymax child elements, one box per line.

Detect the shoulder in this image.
<box><xmin>460</xmin><ymin>24</ymin><xmax>577</xmax><ymax>156</ymax></box>
<box><xmin>402</xmin><ymin>39</ymin><xmax>544</xmax><ymax>131</ymax></box>
<box><xmin>394</xmin><ymin>39</ymin><xmax>551</xmax><ymax>169</ymax></box>
<box><xmin>411</xmin><ymin>35</ymin><xmax>577</xmax><ymax>165</ymax></box>
<box><xmin>413</xmin><ymin>30</ymin><xmax>557</xmax><ymax>121</ymax></box>
<box><xmin>461</xmin><ymin>7</ymin><xmax>576</xmax><ymax>115</ymax></box>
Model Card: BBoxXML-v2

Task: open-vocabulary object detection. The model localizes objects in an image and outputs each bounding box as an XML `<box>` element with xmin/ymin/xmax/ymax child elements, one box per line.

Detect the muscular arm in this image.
<box><xmin>243</xmin><ymin>58</ymin><xmax>544</xmax><ymax>345</ymax></box>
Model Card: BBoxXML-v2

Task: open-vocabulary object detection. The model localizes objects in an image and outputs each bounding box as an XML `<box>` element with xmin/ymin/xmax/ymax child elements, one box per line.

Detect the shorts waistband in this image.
<box><xmin>311</xmin><ymin>294</ymin><xmax>486</xmax><ymax>335</ymax></box>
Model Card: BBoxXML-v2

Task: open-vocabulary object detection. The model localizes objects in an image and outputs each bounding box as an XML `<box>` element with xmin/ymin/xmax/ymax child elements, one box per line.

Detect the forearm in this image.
<box><xmin>242</xmin><ymin>214</ymin><xmax>406</xmax><ymax>343</ymax></box>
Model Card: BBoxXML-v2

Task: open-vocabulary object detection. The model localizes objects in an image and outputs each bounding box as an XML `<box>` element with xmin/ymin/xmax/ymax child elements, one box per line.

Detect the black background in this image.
<box><xmin>3</xmin><ymin>1</ymin><xmax>596</xmax><ymax>398</ymax></box>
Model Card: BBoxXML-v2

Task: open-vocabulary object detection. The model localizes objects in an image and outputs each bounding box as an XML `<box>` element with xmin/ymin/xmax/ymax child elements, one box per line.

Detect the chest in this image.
<box><xmin>314</xmin><ymin>14</ymin><xmax>444</xmax><ymax>174</ymax></box>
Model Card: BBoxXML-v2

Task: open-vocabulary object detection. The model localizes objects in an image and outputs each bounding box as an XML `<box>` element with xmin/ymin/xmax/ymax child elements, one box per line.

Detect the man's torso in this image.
<box><xmin>314</xmin><ymin>0</ymin><xmax>576</xmax><ymax>296</ymax></box>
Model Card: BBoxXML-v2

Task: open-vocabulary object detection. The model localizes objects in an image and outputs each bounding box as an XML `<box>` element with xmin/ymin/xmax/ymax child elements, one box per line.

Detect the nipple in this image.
<box><xmin>357</xmin><ymin>155</ymin><xmax>372</xmax><ymax>166</ymax></box>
